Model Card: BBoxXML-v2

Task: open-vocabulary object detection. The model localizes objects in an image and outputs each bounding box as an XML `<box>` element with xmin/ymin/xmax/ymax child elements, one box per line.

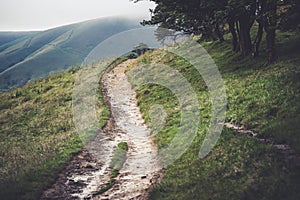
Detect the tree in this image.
<box><xmin>226</xmin><ymin>0</ymin><xmax>256</xmax><ymax>56</ymax></box>
<box><xmin>134</xmin><ymin>0</ymin><xmax>298</xmax><ymax>65</ymax></box>
<box><xmin>227</xmin><ymin>0</ymin><xmax>277</xmax><ymax>64</ymax></box>
<box><xmin>140</xmin><ymin>0</ymin><xmax>227</xmax><ymax>41</ymax></box>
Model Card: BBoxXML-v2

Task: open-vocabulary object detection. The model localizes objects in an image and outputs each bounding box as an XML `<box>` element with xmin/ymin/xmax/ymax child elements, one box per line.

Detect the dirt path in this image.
<box><xmin>96</xmin><ymin>59</ymin><xmax>161</xmax><ymax>200</ymax></box>
<box><xmin>42</xmin><ymin>59</ymin><xmax>161</xmax><ymax>200</ymax></box>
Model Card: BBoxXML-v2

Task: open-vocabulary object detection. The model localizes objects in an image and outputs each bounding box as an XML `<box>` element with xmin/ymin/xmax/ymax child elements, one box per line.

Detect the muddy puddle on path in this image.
<box><xmin>42</xmin><ymin>59</ymin><xmax>161</xmax><ymax>200</ymax></box>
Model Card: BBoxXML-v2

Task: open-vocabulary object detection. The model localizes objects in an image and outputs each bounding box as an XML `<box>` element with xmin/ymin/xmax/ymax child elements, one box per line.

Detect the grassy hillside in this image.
<box><xmin>0</xmin><ymin>28</ymin><xmax>299</xmax><ymax>200</ymax></box>
<box><xmin>0</xmin><ymin>27</ymin><xmax>71</xmax><ymax>73</ymax></box>
<box><xmin>0</xmin><ymin>32</ymin><xmax>37</xmax><ymax>50</ymax></box>
<box><xmin>0</xmin><ymin>66</ymin><xmax>109</xmax><ymax>200</ymax></box>
<box><xmin>128</xmin><ymin>30</ymin><xmax>300</xmax><ymax>199</ymax></box>
<box><xmin>0</xmin><ymin>18</ymin><xmax>140</xmax><ymax>91</ymax></box>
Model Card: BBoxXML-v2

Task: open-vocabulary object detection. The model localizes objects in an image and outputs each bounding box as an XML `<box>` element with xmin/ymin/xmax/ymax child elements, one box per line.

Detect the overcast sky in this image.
<box><xmin>0</xmin><ymin>0</ymin><xmax>156</xmax><ymax>31</ymax></box>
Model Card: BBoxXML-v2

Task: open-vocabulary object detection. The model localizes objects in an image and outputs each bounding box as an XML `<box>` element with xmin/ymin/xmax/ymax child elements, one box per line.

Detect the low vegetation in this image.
<box><xmin>0</xmin><ymin>66</ymin><xmax>109</xmax><ymax>200</ymax></box>
<box><xmin>0</xmin><ymin>26</ymin><xmax>299</xmax><ymax>200</ymax></box>
<box><xmin>109</xmin><ymin>141</ymin><xmax>129</xmax><ymax>178</ymax></box>
<box><xmin>93</xmin><ymin>141</ymin><xmax>128</xmax><ymax>196</ymax></box>
<box><xmin>0</xmin><ymin>18</ymin><xmax>140</xmax><ymax>91</ymax></box>
<box><xmin>128</xmin><ymin>30</ymin><xmax>300</xmax><ymax>199</ymax></box>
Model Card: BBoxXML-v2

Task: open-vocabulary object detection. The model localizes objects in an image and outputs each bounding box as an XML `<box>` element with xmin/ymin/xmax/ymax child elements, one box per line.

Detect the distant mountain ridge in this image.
<box><xmin>0</xmin><ymin>17</ymin><xmax>141</xmax><ymax>91</ymax></box>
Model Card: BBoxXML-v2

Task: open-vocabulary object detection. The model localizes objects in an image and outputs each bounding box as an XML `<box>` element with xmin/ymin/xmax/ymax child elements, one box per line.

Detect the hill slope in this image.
<box><xmin>0</xmin><ymin>32</ymin><xmax>37</xmax><ymax>48</ymax></box>
<box><xmin>0</xmin><ymin>65</ymin><xmax>110</xmax><ymax>199</ymax></box>
<box><xmin>127</xmin><ymin>31</ymin><xmax>300</xmax><ymax>199</ymax></box>
<box><xmin>0</xmin><ymin>30</ymin><xmax>299</xmax><ymax>199</ymax></box>
<box><xmin>0</xmin><ymin>17</ymin><xmax>141</xmax><ymax>91</ymax></box>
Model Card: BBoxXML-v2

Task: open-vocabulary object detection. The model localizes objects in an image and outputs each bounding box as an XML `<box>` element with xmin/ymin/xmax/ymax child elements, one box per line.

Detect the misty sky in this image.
<box><xmin>0</xmin><ymin>0</ymin><xmax>156</xmax><ymax>31</ymax></box>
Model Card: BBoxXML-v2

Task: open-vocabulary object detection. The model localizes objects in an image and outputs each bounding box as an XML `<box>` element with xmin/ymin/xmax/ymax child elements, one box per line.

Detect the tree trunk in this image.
<box><xmin>265</xmin><ymin>26</ymin><xmax>276</xmax><ymax>65</ymax></box>
<box><xmin>264</xmin><ymin>0</ymin><xmax>277</xmax><ymax>65</ymax></box>
<box><xmin>238</xmin><ymin>16</ymin><xmax>252</xmax><ymax>56</ymax></box>
<box><xmin>228</xmin><ymin>19</ymin><xmax>239</xmax><ymax>52</ymax></box>
<box><xmin>252</xmin><ymin>20</ymin><xmax>264</xmax><ymax>58</ymax></box>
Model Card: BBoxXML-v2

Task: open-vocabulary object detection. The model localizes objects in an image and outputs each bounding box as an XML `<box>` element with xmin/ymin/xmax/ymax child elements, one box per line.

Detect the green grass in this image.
<box><xmin>93</xmin><ymin>141</ymin><xmax>128</xmax><ymax>196</ymax></box>
<box><xmin>1</xmin><ymin>29</ymin><xmax>299</xmax><ymax>199</ymax></box>
<box><xmin>0</xmin><ymin>66</ymin><xmax>110</xmax><ymax>200</ymax></box>
<box><xmin>109</xmin><ymin>141</ymin><xmax>129</xmax><ymax>173</ymax></box>
<box><xmin>0</xmin><ymin>18</ymin><xmax>140</xmax><ymax>91</ymax></box>
<box><xmin>203</xmin><ymin>30</ymin><xmax>300</xmax><ymax>153</ymax></box>
<box><xmin>128</xmin><ymin>30</ymin><xmax>300</xmax><ymax>199</ymax></box>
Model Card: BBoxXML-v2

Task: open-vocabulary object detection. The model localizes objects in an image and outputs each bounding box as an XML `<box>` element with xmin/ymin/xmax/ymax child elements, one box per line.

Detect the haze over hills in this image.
<box><xmin>0</xmin><ymin>32</ymin><xmax>38</xmax><ymax>48</ymax></box>
<box><xmin>0</xmin><ymin>17</ymin><xmax>142</xmax><ymax>91</ymax></box>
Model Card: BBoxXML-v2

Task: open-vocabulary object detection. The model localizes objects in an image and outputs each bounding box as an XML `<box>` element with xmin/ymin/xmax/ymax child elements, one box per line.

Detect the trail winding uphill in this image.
<box><xmin>97</xmin><ymin>60</ymin><xmax>161</xmax><ymax>199</ymax></box>
<box><xmin>42</xmin><ymin>59</ymin><xmax>162</xmax><ymax>200</ymax></box>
